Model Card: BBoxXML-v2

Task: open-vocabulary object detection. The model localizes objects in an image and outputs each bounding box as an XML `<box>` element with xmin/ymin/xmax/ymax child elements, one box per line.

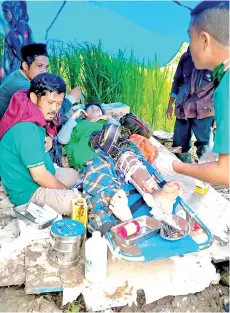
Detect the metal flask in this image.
<box><xmin>47</xmin><ymin>219</ymin><xmax>85</xmax><ymax>268</ymax></box>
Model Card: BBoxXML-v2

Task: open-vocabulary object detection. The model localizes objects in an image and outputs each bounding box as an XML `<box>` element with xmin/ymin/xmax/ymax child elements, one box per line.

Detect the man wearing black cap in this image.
<box><xmin>0</xmin><ymin>43</ymin><xmax>81</xmax><ymax>120</ymax></box>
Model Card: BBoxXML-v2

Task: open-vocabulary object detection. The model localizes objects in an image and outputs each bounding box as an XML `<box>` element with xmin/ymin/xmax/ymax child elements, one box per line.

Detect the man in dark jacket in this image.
<box><xmin>167</xmin><ymin>47</ymin><xmax>214</xmax><ymax>162</ymax></box>
<box><xmin>156</xmin><ymin>1</ymin><xmax>229</xmax><ymax>187</ymax></box>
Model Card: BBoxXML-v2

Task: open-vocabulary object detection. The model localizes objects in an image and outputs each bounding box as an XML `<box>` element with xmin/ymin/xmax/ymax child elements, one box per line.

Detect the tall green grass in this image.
<box><xmin>0</xmin><ymin>31</ymin><xmax>182</xmax><ymax>132</ymax></box>
<box><xmin>48</xmin><ymin>41</ymin><xmax>178</xmax><ymax>131</ymax></box>
<box><xmin>0</xmin><ymin>33</ymin><xmax>180</xmax><ymax>131</ymax></box>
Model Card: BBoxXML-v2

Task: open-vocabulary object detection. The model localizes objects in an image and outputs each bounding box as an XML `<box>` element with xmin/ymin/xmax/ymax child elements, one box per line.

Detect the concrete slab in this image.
<box><xmin>25</xmin><ymin>240</ymin><xmax>85</xmax><ymax>294</ymax></box>
<box><xmin>59</xmin><ymin>257</ymin><xmax>85</xmax><ymax>288</ymax></box>
<box><xmin>0</xmin><ymin>250</ymin><xmax>25</xmax><ymax>286</ymax></box>
<box><xmin>25</xmin><ymin>240</ymin><xmax>62</xmax><ymax>294</ymax></box>
<box><xmin>0</xmin><ymin>216</ymin><xmax>19</xmax><ymax>245</ymax></box>
<box><xmin>0</xmin><ymin>184</ymin><xmax>14</xmax><ymax>217</ymax></box>
<box><xmin>5</xmin><ymin>236</ymin><xmax>219</xmax><ymax>311</ymax></box>
<box><xmin>0</xmin><ymin>288</ymin><xmax>61</xmax><ymax>312</ymax></box>
<box><xmin>0</xmin><ymin>215</ymin><xmax>25</xmax><ymax>287</ymax></box>
<box><xmin>63</xmin><ymin>251</ymin><xmax>219</xmax><ymax>311</ymax></box>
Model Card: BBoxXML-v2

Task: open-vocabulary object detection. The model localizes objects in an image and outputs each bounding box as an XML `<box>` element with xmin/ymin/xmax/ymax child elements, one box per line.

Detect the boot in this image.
<box><xmin>175</xmin><ymin>152</ymin><xmax>192</xmax><ymax>163</ymax></box>
<box><xmin>197</xmin><ymin>144</ymin><xmax>208</xmax><ymax>160</ymax></box>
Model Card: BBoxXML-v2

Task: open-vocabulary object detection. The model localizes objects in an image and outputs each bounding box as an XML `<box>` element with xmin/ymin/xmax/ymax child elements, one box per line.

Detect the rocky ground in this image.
<box><xmin>117</xmin><ymin>284</ymin><xmax>229</xmax><ymax>313</ymax></box>
<box><xmin>0</xmin><ymin>273</ymin><xmax>229</xmax><ymax>312</ymax></box>
<box><xmin>0</xmin><ymin>249</ymin><xmax>229</xmax><ymax>313</ymax></box>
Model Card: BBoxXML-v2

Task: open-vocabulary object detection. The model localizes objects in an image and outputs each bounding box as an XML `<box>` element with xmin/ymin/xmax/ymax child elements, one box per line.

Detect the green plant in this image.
<box><xmin>62</xmin><ymin>43</ymin><xmax>81</xmax><ymax>89</ymax></box>
<box><xmin>34</xmin><ymin>39</ymin><xmax>180</xmax><ymax>132</ymax></box>
<box><xmin>65</xmin><ymin>302</ymin><xmax>80</xmax><ymax>313</ymax></box>
<box><xmin>78</xmin><ymin>41</ymin><xmax>121</xmax><ymax>102</ymax></box>
<box><xmin>0</xmin><ymin>32</ymin><xmax>181</xmax><ymax>132</ymax></box>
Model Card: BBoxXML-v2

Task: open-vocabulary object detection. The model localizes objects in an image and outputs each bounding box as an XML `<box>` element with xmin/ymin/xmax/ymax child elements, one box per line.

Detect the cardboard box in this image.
<box><xmin>67</xmin><ymin>102</ymin><xmax>130</xmax><ymax>121</ymax></box>
<box><xmin>102</xmin><ymin>102</ymin><xmax>130</xmax><ymax>120</ymax></box>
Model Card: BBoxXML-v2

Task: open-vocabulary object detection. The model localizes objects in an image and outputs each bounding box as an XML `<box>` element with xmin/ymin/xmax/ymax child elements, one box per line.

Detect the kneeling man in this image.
<box><xmin>0</xmin><ymin>73</ymin><xmax>79</xmax><ymax>214</ymax></box>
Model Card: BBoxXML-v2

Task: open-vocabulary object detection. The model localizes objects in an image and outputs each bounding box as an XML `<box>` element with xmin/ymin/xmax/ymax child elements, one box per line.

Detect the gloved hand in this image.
<box><xmin>109</xmin><ymin>189</ymin><xmax>133</xmax><ymax>222</ymax></box>
<box><xmin>153</xmin><ymin>151</ymin><xmax>180</xmax><ymax>176</ymax></box>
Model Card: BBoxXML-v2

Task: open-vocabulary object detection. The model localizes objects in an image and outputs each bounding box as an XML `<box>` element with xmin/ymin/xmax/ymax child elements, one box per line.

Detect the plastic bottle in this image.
<box><xmin>195</xmin><ymin>132</ymin><xmax>219</xmax><ymax>195</ymax></box>
<box><xmin>71</xmin><ymin>197</ymin><xmax>88</xmax><ymax>228</ymax></box>
<box><xmin>85</xmin><ymin>231</ymin><xmax>108</xmax><ymax>283</ymax></box>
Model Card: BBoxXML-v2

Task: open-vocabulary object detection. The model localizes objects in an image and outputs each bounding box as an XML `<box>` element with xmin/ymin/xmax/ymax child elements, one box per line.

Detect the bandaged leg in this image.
<box><xmin>116</xmin><ymin>151</ymin><xmax>181</xmax><ymax>217</ymax></box>
<box><xmin>109</xmin><ymin>189</ymin><xmax>133</xmax><ymax>221</ymax></box>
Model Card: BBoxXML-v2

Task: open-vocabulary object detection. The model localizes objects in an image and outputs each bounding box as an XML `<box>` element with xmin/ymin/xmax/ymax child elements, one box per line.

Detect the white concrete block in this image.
<box><xmin>0</xmin><ymin>251</ymin><xmax>25</xmax><ymax>286</ymax></box>
<box><xmin>63</xmin><ymin>251</ymin><xmax>219</xmax><ymax>311</ymax></box>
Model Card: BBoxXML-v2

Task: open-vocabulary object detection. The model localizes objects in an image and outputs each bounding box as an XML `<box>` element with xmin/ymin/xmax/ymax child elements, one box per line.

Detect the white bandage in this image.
<box><xmin>117</xmin><ymin>151</ymin><xmax>146</xmax><ymax>183</ymax></box>
<box><xmin>109</xmin><ymin>190</ymin><xmax>133</xmax><ymax>222</ymax></box>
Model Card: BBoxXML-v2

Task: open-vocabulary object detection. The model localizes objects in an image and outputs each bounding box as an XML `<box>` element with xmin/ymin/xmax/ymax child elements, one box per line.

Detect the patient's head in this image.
<box><xmin>85</xmin><ymin>103</ymin><xmax>104</xmax><ymax>120</ymax></box>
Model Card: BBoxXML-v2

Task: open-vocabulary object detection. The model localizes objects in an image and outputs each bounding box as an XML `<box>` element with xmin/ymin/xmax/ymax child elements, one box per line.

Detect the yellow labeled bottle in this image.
<box><xmin>71</xmin><ymin>197</ymin><xmax>88</xmax><ymax>228</ymax></box>
<box><xmin>195</xmin><ymin>180</ymin><xmax>209</xmax><ymax>195</ymax></box>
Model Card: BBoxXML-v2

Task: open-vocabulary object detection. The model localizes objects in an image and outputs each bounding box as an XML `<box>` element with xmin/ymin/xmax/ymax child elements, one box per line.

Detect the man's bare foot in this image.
<box><xmin>153</xmin><ymin>180</ymin><xmax>181</xmax><ymax>214</ymax></box>
<box><xmin>109</xmin><ymin>189</ymin><xmax>133</xmax><ymax>222</ymax></box>
<box><xmin>142</xmin><ymin>180</ymin><xmax>181</xmax><ymax>215</ymax></box>
<box><xmin>156</xmin><ymin>180</ymin><xmax>181</xmax><ymax>200</ymax></box>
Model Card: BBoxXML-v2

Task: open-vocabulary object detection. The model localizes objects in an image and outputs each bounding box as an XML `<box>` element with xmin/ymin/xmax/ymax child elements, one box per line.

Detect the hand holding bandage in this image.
<box><xmin>153</xmin><ymin>151</ymin><xmax>181</xmax><ymax>176</ymax></box>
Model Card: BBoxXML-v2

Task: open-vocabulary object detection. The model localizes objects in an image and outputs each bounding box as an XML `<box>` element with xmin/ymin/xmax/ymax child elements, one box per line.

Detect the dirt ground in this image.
<box><xmin>0</xmin><ymin>261</ymin><xmax>229</xmax><ymax>313</ymax></box>
<box><xmin>118</xmin><ymin>284</ymin><xmax>229</xmax><ymax>313</ymax></box>
<box><xmin>0</xmin><ymin>280</ymin><xmax>229</xmax><ymax>312</ymax></box>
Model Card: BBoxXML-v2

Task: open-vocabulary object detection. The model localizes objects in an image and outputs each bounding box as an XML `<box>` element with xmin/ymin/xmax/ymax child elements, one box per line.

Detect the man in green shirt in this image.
<box><xmin>0</xmin><ymin>73</ymin><xmax>79</xmax><ymax>214</ymax></box>
<box><xmin>0</xmin><ymin>43</ymin><xmax>82</xmax><ymax>166</ymax></box>
<box><xmin>154</xmin><ymin>1</ymin><xmax>229</xmax><ymax>186</ymax></box>
<box><xmin>0</xmin><ymin>43</ymin><xmax>49</xmax><ymax>119</ymax></box>
<box><xmin>0</xmin><ymin>43</ymin><xmax>82</xmax><ymax>122</ymax></box>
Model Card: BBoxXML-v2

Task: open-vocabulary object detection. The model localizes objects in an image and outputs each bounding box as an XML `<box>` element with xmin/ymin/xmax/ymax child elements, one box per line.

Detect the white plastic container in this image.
<box><xmin>85</xmin><ymin>231</ymin><xmax>108</xmax><ymax>283</ymax></box>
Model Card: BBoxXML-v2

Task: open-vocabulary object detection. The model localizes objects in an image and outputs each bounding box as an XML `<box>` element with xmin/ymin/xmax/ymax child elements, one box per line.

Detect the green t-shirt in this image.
<box><xmin>0</xmin><ymin>122</ymin><xmax>55</xmax><ymax>206</ymax></box>
<box><xmin>64</xmin><ymin>119</ymin><xmax>107</xmax><ymax>169</ymax></box>
<box><xmin>0</xmin><ymin>69</ymin><xmax>30</xmax><ymax>119</ymax></box>
<box><xmin>213</xmin><ymin>70</ymin><xmax>229</xmax><ymax>154</ymax></box>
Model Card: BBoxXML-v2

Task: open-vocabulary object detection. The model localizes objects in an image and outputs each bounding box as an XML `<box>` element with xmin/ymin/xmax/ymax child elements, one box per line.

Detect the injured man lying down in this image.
<box><xmin>58</xmin><ymin>103</ymin><xmax>181</xmax><ymax>233</ymax></box>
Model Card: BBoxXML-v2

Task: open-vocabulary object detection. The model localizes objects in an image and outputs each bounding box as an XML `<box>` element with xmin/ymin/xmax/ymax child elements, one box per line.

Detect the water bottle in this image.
<box><xmin>85</xmin><ymin>231</ymin><xmax>108</xmax><ymax>283</ymax></box>
<box><xmin>195</xmin><ymin>132</ymin><xmax>218</xmax><ymax>195</ymax></box>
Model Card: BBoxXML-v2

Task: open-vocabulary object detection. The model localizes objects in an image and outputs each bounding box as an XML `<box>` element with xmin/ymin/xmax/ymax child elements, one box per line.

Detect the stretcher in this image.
<box><xmin>106</xmin><ymin>165</ymin><xmax>213</xmax><ymax>262</ymax></box>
